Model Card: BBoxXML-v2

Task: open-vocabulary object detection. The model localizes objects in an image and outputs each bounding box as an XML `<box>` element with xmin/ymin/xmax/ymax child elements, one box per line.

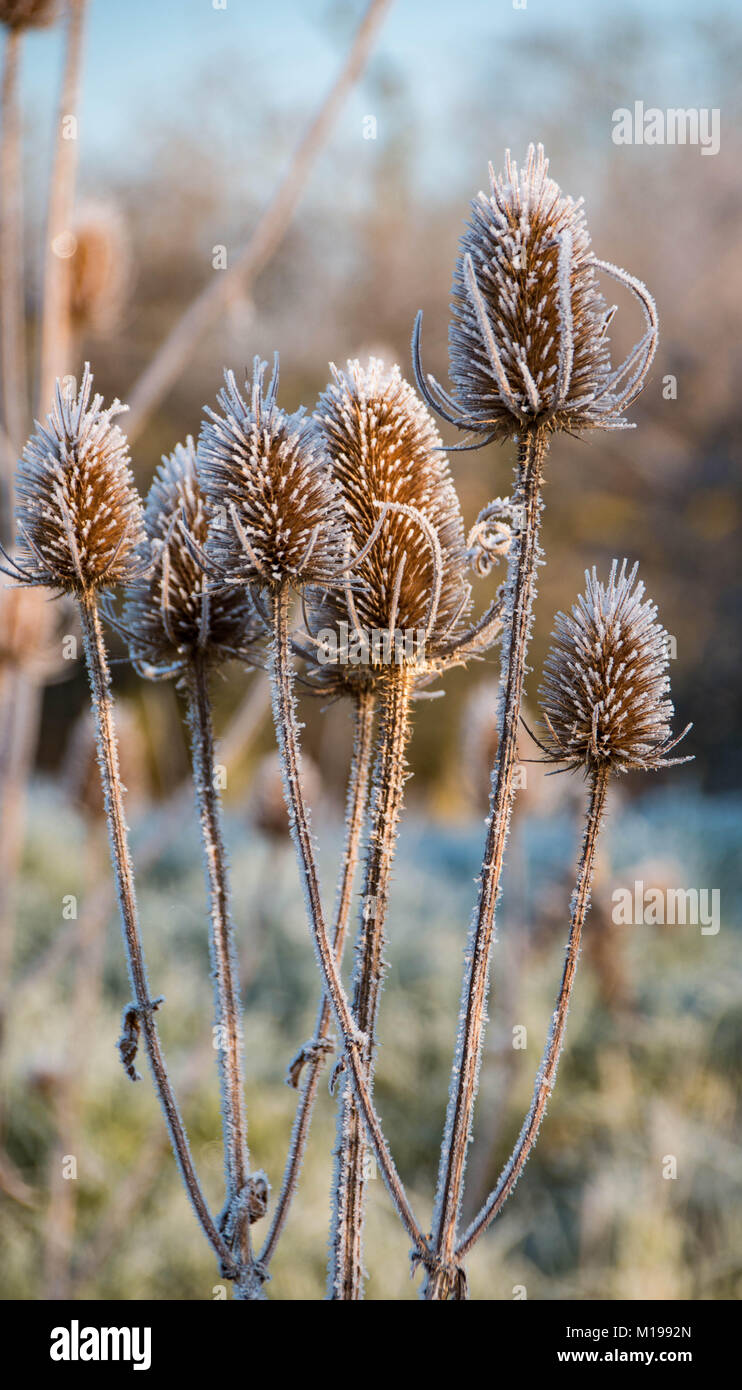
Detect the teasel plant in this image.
<box><xmin>196</xmin><ymin>355</ymin><xmax>435</xmax><ymax>1284</ymax></box>
<box><xmin>102</xmin><ymin>436</ymin><xmax>269</xmax><ymax>1296</ymax></box>
<box><xmin>301</xmin><ymin>358</ymin><xmax>502</xmax><ymax>1298</ymax></box>
<box><xmin>413</xmin><ymin>143</ymin><xmax>660</xmax><ymax>1297</ymax></box>
<box><xmin>455</xmin><ymin>561</ymin><xmax>692</xmax><ymax>1261</ymax></box>
<box><xmin>0</xmin><ymin>366</ymin><xmax>252</xmax><ymax>1290</ymax></box>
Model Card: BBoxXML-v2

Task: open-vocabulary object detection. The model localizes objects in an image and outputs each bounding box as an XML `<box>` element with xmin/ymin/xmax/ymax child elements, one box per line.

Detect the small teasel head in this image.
<box><xmin>414</xmin><ymin>143</ymin><xmax>658</xmax><ymax>443</ymax></box>
<box><xmin>307</xmin><ymin>358</ymin><xmax>472</xmax><ymax>682</ymax></box>
<box><xmin>197</xmin><ymin>356</ymin><xmax>348</xmax><ymax>593</ymax></box>
<box><xmin>6</xmin><ymin>366</ymin><xmax>145</xmax><ymax>595</ymax></box>
<box><xmin>122</xmin><ymin>438</ymin><xmax>264</xmax><ymax>678</ymax></box>
<box><xmin>537</xmin><ymin>560</ymin><xmax>692</xmax><ymax>776</ymax></box>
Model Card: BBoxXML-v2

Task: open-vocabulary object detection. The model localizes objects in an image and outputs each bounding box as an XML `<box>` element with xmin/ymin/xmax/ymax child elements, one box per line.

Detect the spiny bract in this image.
<box><xmin>537</xmin><ymin>560</ymin><xmax>691</xmax><ymax>775</ymax></box>
<box><xmin>123</xmin><ymin>438</ymin><xmax>264</xmax><ymax>677</ymax></box>
<box><xmin>414</xmin><ymin>143</ymin><xmax>658</xmax><ymax>442</ymax></box>
<box><xmin>198</xmin><ymin>357</ymin><xmax>348</xmax><ymax>591</ymax></box>
<box><xmin>11</xmin><ymin>365</ymin><xmax>145</xmax><ymax>594</ymax></box>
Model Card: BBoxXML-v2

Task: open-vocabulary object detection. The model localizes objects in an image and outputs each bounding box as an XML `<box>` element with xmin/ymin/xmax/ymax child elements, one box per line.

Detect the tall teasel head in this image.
<box><xmin>414</xmin><ymin>144</ymin><xmax>658</xmax><ymax>443</ymax></box>
<box><xmin>121</xmin><ymin>438</ymin><xmax>264</xmax><ymax>679</ymax></box>
<box><xmin>302</xmin><ymin>359</ymin><xmax>491</xmax><ymax>689</ymax></box>
<box><xmin>2</xmin><ymin>366</ymin><xmax>146</xmax><ymax>595</ymax></box>
<box><xmin>197</xmin><ymin>356</ymin><xmax>348</xmax><ymax>593</ymax></box>
<box><xmin>536</xmin><ymin>560</ymin><xmax>692</xmax><ymax>776</ymax></box>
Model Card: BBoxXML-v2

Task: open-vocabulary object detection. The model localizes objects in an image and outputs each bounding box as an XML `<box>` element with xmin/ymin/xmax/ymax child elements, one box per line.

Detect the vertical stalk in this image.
<box><xmin>260</xmin><ymin>686</ymin><xmax>376</xmax><ymax>1270</ymax></box>
<box><xmin>427</xmin><ymin>429</ymin><xmax>548</xmax><ymax>1298</ymax></box>
<box><xmin>0</xmin><ymin>26</ymin><xmax>26</xmax><ymax>496</ymax></box>
<box><xmin>37</xmin><ymin>0</ymin><xmax>87</xmax><ymax>415</ymax></box>
<box><xmin>267</xmin><ymin>585</ymin><xmax>426</xmax><ymax>1256</ymax></box>
<box><xmin>76</xmin><ymin>593</ymin><xmax>239</xmax><ymax>1281</ymax></box>
<box><xmin>457</xmin><ymin>765</ymin><xmax>609</xmax><ymax>1257</ymax></box>
<box><xmin>184</xmin><ymin>657</ymin><xmax>252</xmax><ymax>1276</ymax></box>
<box><xmin>330</xmin><ymin>665</ymin><xmax>413</xmax><ymax>1300</ymax></box>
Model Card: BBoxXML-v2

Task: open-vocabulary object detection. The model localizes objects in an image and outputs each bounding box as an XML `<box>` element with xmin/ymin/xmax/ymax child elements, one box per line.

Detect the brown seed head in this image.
<box><xmin>123</xmin><ymin>438</ymin><xmax>264</xmax><ymax>677</ymax></box>
<box><xmin>414</xmin><ymin>144</ymin><xmax>658</xmax><ymax>442</ymax></box>
<box><xmin>538</xmin><ymin>560</ymin><xmax>691</xmax><ymax>776</ymax></box>
<box><xmin>198</xmin><ymin>357</ymin><xmax>348</xmax><ymax>591</ymax></box>
<box><xmin>0</xmin><ymin>0</ymin><xmax>56</xmax><ymax>29</ymax></box>
<box><xmin>307</xmin><ymin>359</ymin><xmax>471</xmax><ymax>682</ymax></box>
<box><xmin>69</xmin><ymin>200</ymin><xmax>131</xmax><ymax>338</ymax></box>
<box><xmin>12</xmin><ymin>365</ymin><xmax>145</xmax><ymax>595</ymax></box>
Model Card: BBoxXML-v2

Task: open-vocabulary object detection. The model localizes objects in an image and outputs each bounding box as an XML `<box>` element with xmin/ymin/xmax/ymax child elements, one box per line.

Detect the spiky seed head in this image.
<box><xmin>538</xmin><ymin>560</ymin><xmax>691</xmax><ymax>776</ymax></box>
<box><xmin>198</xmin><ymin>357</ymin><xmax>348</xmax><ymax>591</ymax></box>
<box><xmin>0</xmin><ymin>0</ymin><xmax>57</xmax><ymax>29</ymax></box>
<box><xmin>123</xmin><ymin>438</ymin><xmax>264</xmax><ymax>676</ymax></box>
<box><xmin>422</xmin><ymin>143</ymin><xmax>657</xmax><ymax>440</ymax></box>
<box><xmin>69</xmin><ymin>200</ymin><xmax>131</xmax><ymax>337</ymax></box>
<box><xmin>308</xmin><ymin>359</ymin><xmax>471</xmax><ymax>679</ymax></box>
<box><xmin>13</xmin><ymin>365</ymin><xmax>145</xmax><ymax>594</ymax></box>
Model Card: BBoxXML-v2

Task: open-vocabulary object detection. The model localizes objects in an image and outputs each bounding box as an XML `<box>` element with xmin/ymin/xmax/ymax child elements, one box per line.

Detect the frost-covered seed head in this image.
<box><xmin>0</xmin><ymin>0</ymin><xmax>57</xmax><ymax>29</ymax></box>
<box><xmin>198</xmin><ymin>357</ymin><xmax>348</xmax><ymax>591</ymax></box>
<box><xmin>124</xmin><ymin>438</ymin><xmax>263</xmax><ymax>676</ymax></box>
<box><xmin>13</xmin><ymin>365</ymin><xmax>145</xmax><ymax>594</ymax></box>
<box><xmin>415</xmin><ymin>144</ymin><xmax>658</xmax><ymax>441</ymax></box>
<box><xmin>538</xmin><ymin>560</ymin><xmax>690</xmax><ymax>775</ymax></box>
<box><xmin>308</xmin><ymin>358</ymin><xmax>471</xmax><ymax>676</ymax></box>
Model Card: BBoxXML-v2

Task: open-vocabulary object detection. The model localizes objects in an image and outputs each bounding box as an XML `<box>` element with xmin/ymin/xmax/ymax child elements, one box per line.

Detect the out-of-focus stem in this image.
<box><xmin>37</xmin><ymin>0</ymin><xmax>87</xmax><ymax>414</ymax></box>
<box><xmin>426</xmin><ymin>429</ymin><xmax>548</xmax><ymax>1299</ymax></box>
<box><xmin>456</xmin><ymin>765</ymin><xmax>609</xmax><ymax>1257</ymax></box>
<box><xmin>0</xmin><ymin>26</ymin><xmax>26</xmax><ymax>510</ymax></box>
<box><xmin>331</xmin><ymin>666</ymin><xmax>412</xmax><ymax>1300</ymax></box>
<box><xmin>260</xmin><ymin>686</ymin><xmax>376</xmax><ymax>1270</ymax></box>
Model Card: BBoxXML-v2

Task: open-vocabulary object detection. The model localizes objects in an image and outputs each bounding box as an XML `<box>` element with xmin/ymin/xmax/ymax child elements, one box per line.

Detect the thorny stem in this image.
<box><xmin>260</xmin><ymin>687</ymin><xmax>376</xmax><ymax>1269</ymax></box>
<box><xmin>457</xmin><ymin>765</ymin><xmax>610</xmax><ymax>1257</ymax></box>
<box><xmin>268</xmin><ymin>585</ymin><xmax>426</xmax><ymax>1257</ymax></box>
<box><xmin>426</xmin><ymin>429</ymin><xmax>548</xmax><ymax>1299</ymax></box>
<box><xmin>77</xmin><ymin>594</ymin><xmax>240</xmax><ymax>1282</ymax></box>
<box><xmin>185</xmin><ymin>658</ymin><xmax>254</xmax><ymax>1287</ymax></box>
<box><xmin>331</xmin><ymin>666</ymin><xmax>413</xmax><ymax>1300</ymax></box>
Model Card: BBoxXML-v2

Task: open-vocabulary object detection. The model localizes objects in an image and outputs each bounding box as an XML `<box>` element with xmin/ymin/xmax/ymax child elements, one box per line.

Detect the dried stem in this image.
<box><xmin>267</xmin><ymin>584</ymin><xmax>426</xmax><ymax>1257</ymax></box>
<box><xmin>37</xmin><ymin>0</ymin><xmax>87</xmax><ymax>415</ymax></box>
<box><xmin>124</xmin><ymin>0</ymin><xmax>394</xmax><ymax>442</ymax></box>
<box><xmin>260</xmin><ymin>686</ymin><xmax>376</xmax><ymax>1270</ymax></box>
<box><xmin>426</xmin><ymin>429</ymin><xmax>548</xmax><ymax>1298</ymax></box>
<box><xmin>76</xmin><ymin>592</ymin><xmax>240</xmax><ymax>1281</ymax></box>
<box><xmin>457</xmin><ymin>764</ymin><xmax>610</xmax><ymax>1258</ymax></box>
<box><xmin>0</xmin><ymin>26</ymin><xmax>26</xmax><ymax>501</ymax></box>
<box><xmin>331</xmin><ymin>666</ymin><xmax>413</xmax><ymax>1300</ymax></box>
<box><xmin>184</xmin><ymin>656</ymin><xmax>253</xmax><ymax>1281</ymax></box>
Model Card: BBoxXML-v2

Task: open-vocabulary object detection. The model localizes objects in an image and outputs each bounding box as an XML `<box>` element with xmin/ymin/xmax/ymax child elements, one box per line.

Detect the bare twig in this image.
<box><xmin>124</xmin><ymin>0</ymin><xmax>394</xmax><ymax>442</ymax></box>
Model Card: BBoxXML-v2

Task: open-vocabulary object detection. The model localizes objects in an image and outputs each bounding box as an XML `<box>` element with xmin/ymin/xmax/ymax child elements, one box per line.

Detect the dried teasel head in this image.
<box><xmin>3</xmin><ymin>366</ymin><xmax>145</xmax><ymax>595</ymax></box>
<box><xmin>121</xmin><ymin>438</ymin><xmax>264</xmax><ymax>679</ymax></box>
<box><xmin>69</xmin><ymin>200</ymin><xmax>131</xmax><ymax>338</ymax></box>
<box><xmin>0</xmin><ymin>0</ymin><xmax>57</xmax><ymax>29</ymax></box>
<box><xmin>303</xmin><ymin>359</ymin><xmax>486</xmax><ymax>691</ymax></box>
<box><xmin>414</xmin><ymin>143</ymin><xmax>658</xmax><ymax>444</ymax></box>
<box><xmin>197</xmin><ymin>356</ymin><xmax>348</xmax><ymax>593</ymax></box>
<box><xmin>536</xmin><ymin>560</ymin><xmax>692</xmax><ymax>776</ymax></box>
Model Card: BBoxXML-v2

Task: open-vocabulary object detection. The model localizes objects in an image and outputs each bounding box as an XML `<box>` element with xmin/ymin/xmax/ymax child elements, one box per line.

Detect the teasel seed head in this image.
<box><xmin>0</xmin><ymin>0</ymin><xmax>57</xmax><ymax>30</ymax></box>
<box><xmin>197</xmin><ymin>356</ymin><xmax>348</xmax><ymax>593</ymax></box>
<box><xmin>537</xmin><ymin>560</ymin><xmax>692</xmax><ymax>776</ymax></box>
<box><xmin>304</xmin><ymin>359</ymin><xmax>473</xmax><ymax>688</ymax></box>
<box><xmin>122</xmin><ymin>438</ymin><xmax>264</xmax><ymax>679</ymax></box>
<box><xmin>414</xmin><ymin>143</ymin><xmax>658</xmax><ymax>444</ymax></box>
<box><xmin>6</xmin><ymin>366</ymin><xmax>145</xmax><ymax>595</ymax></box>
<box><xmin>69</xmin><ymin>200</ymin><xmax>131</xmax><ymax>338</ymax></box>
